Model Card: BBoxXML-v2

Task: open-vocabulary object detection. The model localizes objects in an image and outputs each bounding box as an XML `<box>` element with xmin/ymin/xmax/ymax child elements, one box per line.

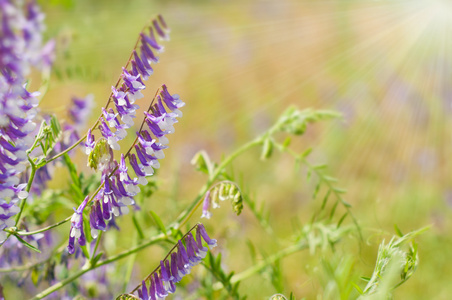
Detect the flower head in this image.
<box><xmin>67</xmin><ymin>196</ymin><xmax>89</xmax><ymax>254</ymax></box>
<box><xmin>127</xmin><ymin>224</ymin><xmax>216</xmax><ymax>300</ymax></box>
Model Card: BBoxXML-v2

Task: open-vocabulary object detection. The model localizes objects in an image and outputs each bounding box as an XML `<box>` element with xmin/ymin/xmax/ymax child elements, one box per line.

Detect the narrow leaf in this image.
<box><xmin>149</xmin><ymin>211</ymin><xmax>166</xmax><ymax>235</ymax></box>
<box><xmin>15</xmin><ymin>235</ymin><xmax>41</xmax><ymax>253</ymax></box>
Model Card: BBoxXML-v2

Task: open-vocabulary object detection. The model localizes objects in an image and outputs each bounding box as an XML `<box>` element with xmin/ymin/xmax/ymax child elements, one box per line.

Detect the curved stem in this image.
<box><xmin>7</xmin><ymin>216</ymin><xmax>71</xmax><ymax>236</ymax></box>
<box><xmin>45</xmin><ymin>132</ymin><xmax>88</xmax><ymax>164</ymax></box>
<box><xmin>14</xmin><ymin>155</ymin><xmax>37</xmax><ymax>227</ymax></box>
<box><xmin>173</xmin><ymin>137</ymin><xmax>263</xmax><ymax>229</ymax></box>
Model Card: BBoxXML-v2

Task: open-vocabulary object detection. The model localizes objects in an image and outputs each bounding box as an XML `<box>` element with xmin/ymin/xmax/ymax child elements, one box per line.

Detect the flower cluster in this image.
<box><xmin>76</xmin><ymin>16</ymin><xmax>184</xmax><ymax>245</ymax></box>
<box><xmin>86</xmin><ymin>15</ymin><xmax>171</xmax><ymax>154</ymax></box>
<box><xmin>59</xmin><ymin>94</ymin><xmax>95</xmax><ymax>152</ymax></box>
<box><xmin>0</xmin><ymin>0</ymin><xmax>54</xmax><ymax>243</ymax></box>
<box><xmin>135</xmin><ymin>224</ymin><xmax>216</xmax><ymax>300</ymax></box>
<box><xmin>67</xmin><ymin>196</ymin><xmax>88</xmax><ymax>254</ymax></box>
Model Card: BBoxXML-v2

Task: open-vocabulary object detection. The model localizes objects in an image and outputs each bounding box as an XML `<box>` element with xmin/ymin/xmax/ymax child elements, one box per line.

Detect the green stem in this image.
<box><xmin>212</xmin><ymin>242</ymin><xmax>307</xmax><ymax>291</ymax></box>
<box><xmin>45</xmin><ymin>131</ymin><xmax>88</xmax><ymax>164</ymax></box>
<box><xmin>14</xmin><ymin>155</ymin><xmax>37</xmax><ymax>227</ymax></box>
<box><xmin>299</xmin><ymin>155</ymin><xmax>362</xmax><ymax>240</ymax></box>
<box><xmin>7</xmin><ymin>217</ymin><xmax>71</xmax><ymax>236</ymax></box>
<box><xmin>91</xmin><ymin>231</ymin><xmax>103</xmax><ymax>261</ymax></box>
<box><xmin>29</xmin><ymin>234</ymin><xmax>167</xmax><ymax>300</ymax></box>
<box><xmin>172</xmin><ymin>137</ymin><xmax>263</xmax><ymax>229</ymax></box>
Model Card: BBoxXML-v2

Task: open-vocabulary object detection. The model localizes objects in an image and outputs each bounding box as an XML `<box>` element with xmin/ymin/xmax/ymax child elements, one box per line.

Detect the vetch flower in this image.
<box><xmin>67</xmin><ymin>196</ymin><xmax>89</xmax><ymax>254</ymax></box>
<box><xmin>126</xmin><ymin>223</ymin><xmax>216</xmax><ymax>300</ymax></box>
<box><xmin>201</xmin><ymin>190</ymin><xmax>212</xmax><ymax>219</ymax></box>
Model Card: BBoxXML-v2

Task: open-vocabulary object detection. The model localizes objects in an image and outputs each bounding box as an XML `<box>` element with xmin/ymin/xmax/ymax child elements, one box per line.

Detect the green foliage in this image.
<box><xmin>13</xmin><ymin>235</ymin><xmax>41</xmax><ymax>253</ymax></box>
<box><xmin>205</xmin><ymin>252</ymin><xmax>243</xmax><ymax>300</ymax></box>
<box><xmin>191</xmin><ymin>150</ymin><xmax>214</xmax><ymax>176</ymax></box>
<box><xmin>269</xmin><ymin>107</ymin><xmax>340</xmax><ymax>136</ymax></box>
<box><xmin>359</xmin><ymin>228</ymin><xmax>427</xmax><ymax>299</ymax></box>
<box><xmin>30</xmin><ymin>115</ymin><xmax>62</xmax><ymax>160</ymax></box>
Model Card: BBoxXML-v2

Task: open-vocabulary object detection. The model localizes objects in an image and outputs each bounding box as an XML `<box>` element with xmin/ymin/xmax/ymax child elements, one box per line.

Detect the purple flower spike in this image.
<box><xmin>67</xmin><ymin>196</ymin><xmax>89</xmax><ymax>254</ymax></box>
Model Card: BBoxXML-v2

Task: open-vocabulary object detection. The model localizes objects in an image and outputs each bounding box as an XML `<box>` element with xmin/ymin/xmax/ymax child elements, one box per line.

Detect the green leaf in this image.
<box><xmin>282</xmin><ymin>137</ymin><xmax>291</xmax><ymax>148</ymax></box>
<box><xmin>337</xmin><ymin>212</ymin><xmax>348</xmax><ymax>228</ymax></box>
<box><xmin>149</xmin><ymin>211</ymin><xmax>166</xmax><ymax>235</ymax></box>
<box><xmin>190</xmin><ymin>151</ymin><xmax>213</xmax><ymax>175</ymax></box>
<box><xmin>132</xmin><ymin>216</ymin><xmax>144</xmax><ymax>240</ymax></box>
<box><xmin>301</xmin><ymin>147</ymin><xmax>312</xmax><ymax>158</ymax></box>
<box><xmin>394</xmin><ymin>224</ymin><xmax>404</xmax><ymax>237</ymax></box>
<box><xmin>351</xmin><ymin>282</ymin><xmax>364</xmax><ymax>294</ymax></box>
<box><xmin>91</xmin><ymin>252</ymin><xmax>104</xmax><ymax>266</ymax></box>
<box><xmin>15</xmin><ymin>235</ymin><xmax>41</xmax><ymax>253</ymax></box>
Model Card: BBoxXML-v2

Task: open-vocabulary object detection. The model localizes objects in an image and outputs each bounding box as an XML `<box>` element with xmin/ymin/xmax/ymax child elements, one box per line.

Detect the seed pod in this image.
<box><xmin>232</xmin><ymin>191</ymin><xmax>243</xmax><ymax>216</ymax></box>
<box><xmin>228</xmin><ymin>184</ymin><xmax>237</xmax><ymax>198</ymax></box>
<box><xmin>218</xmin><ymin>183</ymin><xmax>229</xmax><ymax>201</ymax></box>
<box><xmin>211</xmin><ymin>186</ymin><xmax>220</xmax><ymax>209</ymax></box>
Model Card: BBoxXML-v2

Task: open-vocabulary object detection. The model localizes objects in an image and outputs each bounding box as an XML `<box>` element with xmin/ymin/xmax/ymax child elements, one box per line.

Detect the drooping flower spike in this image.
<box><xmin>201</xmin><ymin>181</ymin><xmax>244</xmax><ymax>219</ymax></box>
<box><xmin>122</xmin><ymin>223</ymin><xmax>216</xmax><ymax>300</ymax></box>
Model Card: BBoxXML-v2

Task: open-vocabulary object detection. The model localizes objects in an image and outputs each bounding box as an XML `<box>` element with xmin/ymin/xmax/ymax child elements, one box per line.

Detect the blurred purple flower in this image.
<box><xmin>0</xmin><ymin>0</ymin><xmax>54</xmax><ymax>243</ymax></box>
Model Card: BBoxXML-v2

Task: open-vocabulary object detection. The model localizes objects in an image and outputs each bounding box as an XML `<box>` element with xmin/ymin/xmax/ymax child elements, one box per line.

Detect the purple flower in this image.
<box><xmin>0</xmin><ymin>0</ymin><xmax>54</xmax><ymax>242</ymax></box>
<box><xmin>133</xmin><ymin>224</ymin><xmax>215</xmax><ymax>300</ymax></box>
<box><xmin>69</xmin><ymin>94</ymin><xmax>94</xmax><ymax>128</ymax></box>
<box><xmin>67</xmin><ymin>196</ymin><xmax>89</xmax><ymax>254</ymax></box>
<box><xmin>197</xmin><ymin>223</ymin><xmax>217</xmax><ymax>249</ymax></box>
<box><xmin>85</xmin><ymin>128</ymin><xmax>95</xmax><ymax>155</ymax></box>
<box><xmin>201</xmin><ymin>190</ymin><xmax>212</xmax><ymax>219</ymax></box>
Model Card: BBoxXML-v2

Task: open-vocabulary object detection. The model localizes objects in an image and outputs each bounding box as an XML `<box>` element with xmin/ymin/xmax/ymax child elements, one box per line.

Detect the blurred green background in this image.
<box><xmin>32</xmin><ymin>0</ymin><xmax>452</xmax><ymax>298</ymax></box>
